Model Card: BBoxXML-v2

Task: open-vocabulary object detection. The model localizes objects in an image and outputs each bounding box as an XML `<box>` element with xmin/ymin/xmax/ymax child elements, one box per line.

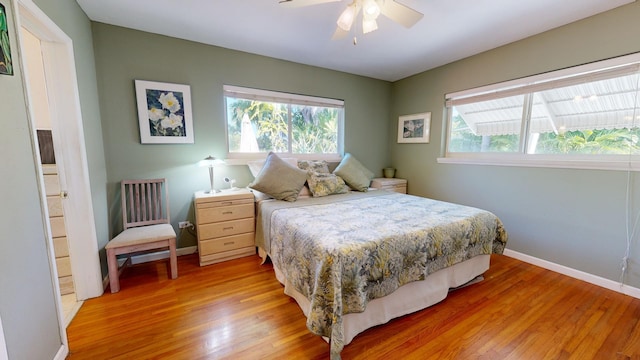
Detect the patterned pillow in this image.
<box><xmin>297</xmin><ymin>160</ymin><xmax>330</xmax><ymax>174</ymax></box>
<box><xmin>333</xmin><ymin>153</ymin><xmax>374</xmax><ymax>192</ymax></box>
<box><xmin>307</xmin><ymin>172</ymin><xmax>349</xmax><ymax>197</ymax></box>
<box><xmin>249</xmin><ymin>152</ymin><xmax>307</xmax><ymax>201</ymax></box>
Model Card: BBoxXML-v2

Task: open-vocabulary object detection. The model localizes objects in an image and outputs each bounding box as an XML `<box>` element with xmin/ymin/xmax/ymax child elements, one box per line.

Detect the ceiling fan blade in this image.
<box><xmin>380</xmin><ymin>0</ymin><xmax>424</xmax><ymax>28</ymax></box>
<box><xmin>331</xmin><ymin>26</ymin><xmax>349</xmax><ymax>40</ymax></box>
<box><xmin>279</xmin><ymin>0</ymin><xmax>341</xmax><ymax>7</ymax></box>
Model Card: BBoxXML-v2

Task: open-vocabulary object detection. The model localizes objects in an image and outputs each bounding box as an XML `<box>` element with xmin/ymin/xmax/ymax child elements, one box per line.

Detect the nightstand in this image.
<box><xmin>370</xmin><ymin>178</ymin><xmax>407</xmax><ymax>194</ymax></box>
<box><xmin>194</xmin><ymin>189</ymin><xmax>255</xmax><ymax>266</ymax></box>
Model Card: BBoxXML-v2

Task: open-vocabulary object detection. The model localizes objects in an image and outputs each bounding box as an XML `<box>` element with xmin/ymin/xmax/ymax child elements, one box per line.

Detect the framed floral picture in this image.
<box><xmin>397</xmin><ymin>112</ymin><xmax>430</xmax><ymax>143</ymax></box>
<box><xmin>135</xmin><ymin>80</ymin><xmax>194</xmax><ymax>144</ymax></box>
<box><xmin>0</xmin><ymin>2</ymin><xmax>13</xmax><ymax>76</ymax></box>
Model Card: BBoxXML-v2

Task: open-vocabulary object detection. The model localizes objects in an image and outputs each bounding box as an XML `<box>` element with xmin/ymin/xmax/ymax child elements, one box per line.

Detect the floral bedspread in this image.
<box><xmin>256</xmin><ymin>191</ymin><xmax>507</xmax><ymax>359</ymax></box>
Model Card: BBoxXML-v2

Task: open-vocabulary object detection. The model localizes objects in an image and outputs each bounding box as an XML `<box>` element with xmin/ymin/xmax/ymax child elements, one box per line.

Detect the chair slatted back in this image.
<box><xmin>121</xmin><ymin>178</ymin><xmax>170</xmax><ymax>229</ymax></box>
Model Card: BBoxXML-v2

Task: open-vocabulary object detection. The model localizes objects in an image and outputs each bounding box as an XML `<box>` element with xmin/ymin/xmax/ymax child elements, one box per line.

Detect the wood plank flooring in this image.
<box><xmin>66</xmin><ymin>254</ymin><xmax>640</xmax><ymax>359</ymax></box>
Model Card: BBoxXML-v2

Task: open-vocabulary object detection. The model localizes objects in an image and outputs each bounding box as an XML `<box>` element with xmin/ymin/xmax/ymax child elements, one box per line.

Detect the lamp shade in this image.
<box><xmin>337</xmin><ymin>3</ymin><xmax>358</xmax><ymax>31</ymax></box>
<box><xmin>198</xmin><ymin>155</ymin><xmax>225</xmax><ymax>193</ymax></box>
<box><xmin>198</xmin><ymin>155</ymin><xmax>225</xmax><ymax>168</ymax></box>
<box><xmin>362</xmin><ymin>18</ymin><xmax>378</xmax><ymax>34</ymax></box>
<box><xmin>362</xmin><ymin>0</ymin><xmax>380</xmax><ymax>20</ymax></box>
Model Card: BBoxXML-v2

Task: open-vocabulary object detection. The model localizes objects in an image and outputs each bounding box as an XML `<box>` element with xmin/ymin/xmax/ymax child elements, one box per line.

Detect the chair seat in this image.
<box><xmin>106</xmin><ymin>223</ymin><xmax>176</xmax><ymax>249</ymax></box>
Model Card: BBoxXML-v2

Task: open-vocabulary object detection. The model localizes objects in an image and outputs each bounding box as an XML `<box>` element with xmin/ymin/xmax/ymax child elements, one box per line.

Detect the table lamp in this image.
<box><xmin>198</xmin><ymin>155</ymin><xmax>225</xmax><ymax>193</ymax></box>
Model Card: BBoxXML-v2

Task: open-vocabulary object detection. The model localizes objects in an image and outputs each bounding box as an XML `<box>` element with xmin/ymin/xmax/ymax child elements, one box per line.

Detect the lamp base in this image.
<box><xmin>206</xmin><ymin>189</ymin><xmax>221</xmax><ymax>194</ymax></box>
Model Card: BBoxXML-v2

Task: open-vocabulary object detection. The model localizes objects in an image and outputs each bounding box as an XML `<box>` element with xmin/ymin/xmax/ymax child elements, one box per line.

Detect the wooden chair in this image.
<box><xmin>105</xmin><ymin>178</ymin><xmax>178</xmax><ymax>293</ymax></box>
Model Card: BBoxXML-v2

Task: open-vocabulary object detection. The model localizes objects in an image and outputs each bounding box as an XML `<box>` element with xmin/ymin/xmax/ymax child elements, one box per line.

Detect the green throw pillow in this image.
<box><xmin>249</xmin><ymin>152</ymin><xmax>307</xmax><ymax>201</ymax></box>
<box><xmin>333</xmin><ymin>153</ymin><xmax>374</xmax><ymax>192</ymax></box>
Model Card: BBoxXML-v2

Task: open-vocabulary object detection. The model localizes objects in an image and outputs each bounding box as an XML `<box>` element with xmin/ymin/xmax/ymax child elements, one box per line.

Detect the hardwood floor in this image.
<box><xmin>66</xmin><ymin>254</ymin><xmax>640</xmax><ymax>359</ymax></box>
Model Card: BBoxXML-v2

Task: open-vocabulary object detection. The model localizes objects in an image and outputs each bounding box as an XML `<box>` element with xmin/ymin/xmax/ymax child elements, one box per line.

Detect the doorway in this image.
<box><xmin>17</xmin><ymin>0</ymin><xmax>103</xmax><ymax>334</ymax></box>
<box><xmin>21</xmin><ymin>27</ymin><xmax>81</xmax><ymax>326</ymax></box>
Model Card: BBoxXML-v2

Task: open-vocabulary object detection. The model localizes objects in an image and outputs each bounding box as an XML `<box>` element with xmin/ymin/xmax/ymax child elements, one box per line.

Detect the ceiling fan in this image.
<box><xmin>279</xmin><ymin>0</ymin><xmax>423</xmax><ymax>41</ymax></box>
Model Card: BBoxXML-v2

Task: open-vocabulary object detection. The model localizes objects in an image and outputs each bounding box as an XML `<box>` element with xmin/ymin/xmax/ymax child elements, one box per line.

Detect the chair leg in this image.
<box><xmin>169</xmin><ymin>237</ymin><xmax>178</xmax><ymax>279</ymax></box>
<box><xmin>107</xmin><ymin>248</ymin><xmax>120</xmax><ymax>293</ymax></box>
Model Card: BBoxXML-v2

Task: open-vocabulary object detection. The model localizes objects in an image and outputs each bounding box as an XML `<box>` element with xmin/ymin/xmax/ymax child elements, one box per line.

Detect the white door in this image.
<box><xmin>22</xmin><ymin>26</ymin><xmax>77</xmax><ymax>302</ymax></box>
<box><xmin>18</xmin><ymin>0</ymin><xmax>103</xmax><ymax>302</ymax></box>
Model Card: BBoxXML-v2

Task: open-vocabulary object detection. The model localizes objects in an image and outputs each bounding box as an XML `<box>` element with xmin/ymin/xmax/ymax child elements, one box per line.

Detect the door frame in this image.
<box><xmin>16</xmin><ymin>0</ymin><xmax>103</xmax><ymax>302</ymax></box>
<box><xmin>0</xmin><ymin>314</ymin><xmax>7</xmax><ymax>360</ymax></box>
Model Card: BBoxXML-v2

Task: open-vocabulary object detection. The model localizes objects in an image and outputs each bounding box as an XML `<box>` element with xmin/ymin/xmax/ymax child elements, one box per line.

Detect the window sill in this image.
<box><xmin>225</xmin><ymin>154</ymin><xmax>343</xmax><ymax>166</ymax></box>
<box><xmin>437</xmin><ymin>155</ymin><xmax>640</xmax><ymax>172</ymax></box>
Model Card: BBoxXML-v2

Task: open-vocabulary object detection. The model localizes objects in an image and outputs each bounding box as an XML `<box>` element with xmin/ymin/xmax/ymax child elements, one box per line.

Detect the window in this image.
<box><xmin>443</xmin><ymin>53</ymin><xmax>640</xmax><ymax>170</ymax></box>
<box><xmin>224</xmin><ymin>85</ymin><xmax>344</xmax><ymax>160</ymax></box>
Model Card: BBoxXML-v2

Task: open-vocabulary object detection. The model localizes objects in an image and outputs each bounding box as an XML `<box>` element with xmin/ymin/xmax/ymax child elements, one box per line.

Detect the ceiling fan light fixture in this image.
<box><xmin>362</xmin><ymin>0</ymin><xmax>380</xmax><ymax>20</ymax></box>
<box><xmin>362</xmin><ymin>18</ymin><xmax>378</xmax><ymax>34</ymax></box>
<box><xmin>337</xmin><ymin>3</ymin><xmax>358</xmax><ymax>31</ymax></box>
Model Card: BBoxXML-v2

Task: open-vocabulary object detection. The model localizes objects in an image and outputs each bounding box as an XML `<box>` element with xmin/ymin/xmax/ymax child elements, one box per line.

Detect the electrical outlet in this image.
<box><xmin>179</xmin><ymin>221</ymin><xmax>192</xmax><ymax>229</ymax></box>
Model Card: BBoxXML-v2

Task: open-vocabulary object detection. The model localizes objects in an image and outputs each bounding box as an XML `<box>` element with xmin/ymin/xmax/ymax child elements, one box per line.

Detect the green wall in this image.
<box><xmin>0</xmin><ymin>1</ymin><xmax>62</xmax><ymax>358</ymax></box>
<box><xmin>0</xmin><ymin>0</ymin><xmax>106</xmax><ymax>357</ymax></box>
<box><xmin>391</xmin><ymin>1</ymin><xmax>640</xmax><ymax>288</ymax></box>
<box><xmin>91</xmin><ymin>23</ymin><xmax>392</xmax><ymax>248</ymax></box>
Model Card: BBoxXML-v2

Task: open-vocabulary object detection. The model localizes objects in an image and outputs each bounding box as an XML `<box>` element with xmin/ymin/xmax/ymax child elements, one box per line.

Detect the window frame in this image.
<box><xmin>223</xmin><ymin>85</ymin><xmax>344</xmax><ymax>163</ymax></box>
<box><xmin>439</xmin><ymin>52</ymin><xmax>640</xmax><ymax>171</ymax></box>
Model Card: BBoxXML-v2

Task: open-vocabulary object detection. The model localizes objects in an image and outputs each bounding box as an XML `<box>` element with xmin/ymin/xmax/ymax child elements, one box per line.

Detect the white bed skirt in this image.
<box><xmin>262</xmin><ymin>248</ymin><xmax>490</xmax><ymax>346</ymax></box>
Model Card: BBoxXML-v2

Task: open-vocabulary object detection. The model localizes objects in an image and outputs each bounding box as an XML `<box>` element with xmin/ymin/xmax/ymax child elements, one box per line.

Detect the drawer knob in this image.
<box><xmin>223</xmin><ymin>226</ymin><xmax>234</xmax><ymax>231</ymax></box>
<box><xmin>224</xmin><ymin>242</ymin><xmax>235</xmax><ymax>246</ymax></box>
<box><xmin>222</xmin><ymin>211</ymin><xmax>233</xmax><ymax>215</ymax></box>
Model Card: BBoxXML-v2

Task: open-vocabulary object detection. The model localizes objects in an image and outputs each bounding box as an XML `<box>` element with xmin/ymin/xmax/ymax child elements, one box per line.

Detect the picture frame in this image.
<box><xmin>397</xmin><ymin>112</ymin><xmax>430</xmax><ymax>143</ymax></box>
<box><xmin>0</xmin><ymin>2</ymin><xmax>14</xmax><ymax>76</ymax></box>
<box><xmin>135</xmin><ymin>80</ymin><xmax>194</xmax><ymax>144</ymax></box>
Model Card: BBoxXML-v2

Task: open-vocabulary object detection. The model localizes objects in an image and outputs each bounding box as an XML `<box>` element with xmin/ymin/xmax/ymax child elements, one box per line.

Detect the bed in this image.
<box><xmin>254</xmin><ymin>189</ymin><xmax>507</xmax><ymax>359</ymax></box>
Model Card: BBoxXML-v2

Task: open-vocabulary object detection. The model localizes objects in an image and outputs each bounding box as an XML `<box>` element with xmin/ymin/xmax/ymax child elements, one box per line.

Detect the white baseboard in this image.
<box><xmin>503</xmin><ymin>249</ymin><xmax>640</xmax><ymax>299</ymax></box>
<box><xmin>53</xmin><ymin>345</ymin><xmax>68</xmax><ymax>360</ymax></box>
<box><xmin>102</xmin><ymin>246</ymin><xmax>198</xmax><ymax>290</ymax></box>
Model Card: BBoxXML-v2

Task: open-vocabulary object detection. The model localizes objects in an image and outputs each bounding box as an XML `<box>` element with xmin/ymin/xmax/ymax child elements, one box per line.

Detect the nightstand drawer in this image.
<box><xmin>196</xmin><ymin>203</ymin><xmax>254</xmax><ymax>223</ymax></box>
<box><xmin>196</xmin><ymin>197</ymin><xmax>253</xmax><ymax>208</ymax></box>
<box><xmin>200</xmin><ymin>232</ymin><xmax>255</xmax><ymax>255</ymax></box>
<box><xmin>199</xmin><ymin>218</ymin><xmax>254</xmax><ymax>239</ymax></box>
<box><xmin>199</xmin><ymin>247</ymin><xmax>256</xmax><ymax>266</ymax></box>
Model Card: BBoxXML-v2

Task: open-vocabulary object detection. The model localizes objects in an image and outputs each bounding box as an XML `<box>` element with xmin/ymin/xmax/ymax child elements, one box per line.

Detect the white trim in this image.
<box><xmin>224</xmin><ymin>153</ymin><xmax>343</xmax><ymax>165</ymax></box>
<box><xmin>53</xmin><ymin>345</ymin><xmax>67</xmax><ymax>360</ymax></box>
<box><xmin>18</xmin><ymin>0</ymin><xmax>103</xmax><ymax>303</ymax></box>
<box><xmin>224</xmin><ymin>85</ymin><xmax>344</xmax><ymax>107</ymax></box>
<box><xmin>0</xmin><ymin>314</ymin><xmax>8</xmax><ymax>360</ymax></box>
<box><xmin>446</xmin><ymin>52</ymin><xmax>640</xmax><ymax>101</ymax></box>
<box><xmin>437</xmin><ymin>155</ymin><xmax>640</xmax><ymax>172</ymax></box>
<box><xmin>63</xmin><ymin>300</ymin><xmax>84</xmax><ymax>329</ymax></box>
<box><xmin>14</xmin><ymin>1</ymin><xmax>70</xmax><ymax>358</ymax></box>
<box><xmin>503</xmin><ymin>249</ymin><xmax>640</xmax><ymax>299</ymax></box>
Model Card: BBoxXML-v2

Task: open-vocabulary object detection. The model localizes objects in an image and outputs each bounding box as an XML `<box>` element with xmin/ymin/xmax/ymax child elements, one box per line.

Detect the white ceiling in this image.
<box><xmin>75</xmin><ymin>0</ymin><xmax>633</xmax><ymax>82</ymax></box>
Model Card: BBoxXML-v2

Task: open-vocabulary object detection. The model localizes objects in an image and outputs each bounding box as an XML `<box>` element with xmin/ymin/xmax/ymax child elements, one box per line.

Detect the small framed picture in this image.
<box><xmin>135</xmin><ymin>80</ymin><xmax>194</xmax><ymax>144</ymax></box>
<box><xmin>398</xmin><ymin>112</ymin><xmax>430</xmax><ymax>143</ymax></box>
